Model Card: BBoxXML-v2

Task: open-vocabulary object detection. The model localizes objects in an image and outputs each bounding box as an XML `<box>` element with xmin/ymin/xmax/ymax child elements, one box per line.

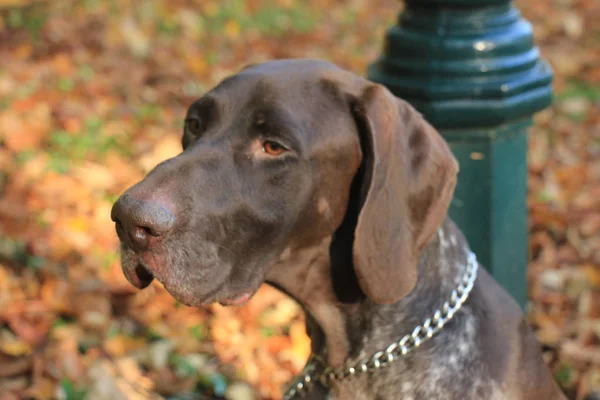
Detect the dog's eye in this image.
<box><xmin>185</xmin><ymin>118</ymin><xmax>203</xmax><ymax>137</ymax></box>
<box><xmin>262</xmin><ymin>140</ymin><xmax>288</xmax><ymax>156</ymax></box>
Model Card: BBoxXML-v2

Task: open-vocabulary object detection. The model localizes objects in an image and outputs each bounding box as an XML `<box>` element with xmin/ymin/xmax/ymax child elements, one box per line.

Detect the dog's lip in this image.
<box><xmin>122</xmin><ymin>258</ymin><xmax>155</xmax><ymax>289</ymax></box>
<box><xmin>218</xmin><ymin>291</ymin><xmax>254</xmax><ymax>307</ymax></box>
<box><xmin>160</xmin><ymin>280</ymin><xmax>256</xmax><ymax>308</ymax></box>
<box><xmin>121</xmin><ymin>248</ymin><xmax>259</xmax><ymax>307</ymax></box>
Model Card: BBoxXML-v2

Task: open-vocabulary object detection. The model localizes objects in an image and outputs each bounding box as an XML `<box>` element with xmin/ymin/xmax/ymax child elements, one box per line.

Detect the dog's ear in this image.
<box><xmin>347</xmin><ymin>84</ymin><xmax>459</xmax><ymax>304</ymax></box>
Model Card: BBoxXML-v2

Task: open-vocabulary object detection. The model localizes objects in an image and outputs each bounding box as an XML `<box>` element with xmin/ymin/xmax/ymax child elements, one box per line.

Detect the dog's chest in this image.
<box><xmin>326</xmin><ymin>309</ymin><xmax>505</xmax><ymax>400</ymax></box>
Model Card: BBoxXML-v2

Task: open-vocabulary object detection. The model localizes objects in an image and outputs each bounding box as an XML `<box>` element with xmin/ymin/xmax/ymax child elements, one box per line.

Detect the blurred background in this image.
<box><xmin>0</xmin><ymin>0</ymin><xmax>598</xmax><ymax>399</ymax></box>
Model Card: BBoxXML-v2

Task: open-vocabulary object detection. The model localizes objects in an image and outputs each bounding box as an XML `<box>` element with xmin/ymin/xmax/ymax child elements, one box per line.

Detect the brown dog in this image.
<box><xmin>111</xmin><ymin>59</ymin><xmax>566</xmax><ymax>399</ymax></box>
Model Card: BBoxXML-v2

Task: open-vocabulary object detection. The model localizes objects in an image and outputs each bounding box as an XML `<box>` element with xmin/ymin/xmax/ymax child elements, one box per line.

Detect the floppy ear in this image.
<box><xmin>349</xmin><ymin>84</ymin><xmax>459</xmax><ymax>304</ymax></box>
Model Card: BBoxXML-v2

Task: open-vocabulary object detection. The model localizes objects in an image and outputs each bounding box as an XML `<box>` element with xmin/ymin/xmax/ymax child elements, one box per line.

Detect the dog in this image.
<box><xmin>111</xmin><ymin>59</ymin><xmax>566</xmax><ymax>399</ymax></box>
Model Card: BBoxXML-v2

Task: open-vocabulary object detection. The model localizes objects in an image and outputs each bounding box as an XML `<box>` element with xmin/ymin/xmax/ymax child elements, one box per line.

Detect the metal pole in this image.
<box><xmin>368</xmin><ymin>0</ymin><xmax>553</xmax><ymax>307</ymax></box>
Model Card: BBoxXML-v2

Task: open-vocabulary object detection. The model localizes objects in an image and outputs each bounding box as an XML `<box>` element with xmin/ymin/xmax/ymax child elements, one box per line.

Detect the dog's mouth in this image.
<box><xmin>120</xmin><ymin>251</ymin><xmax>155</xmax><ymax>289</ymax></box>
<box><xmin>130</xmin><ymin>261</ymin><xmax>155</xmax><ymax>289</ymax></box>
<box><xmin>120</xmin><ymin>248</ymin><xmax>259</xmax><ymax>307</ymax></box>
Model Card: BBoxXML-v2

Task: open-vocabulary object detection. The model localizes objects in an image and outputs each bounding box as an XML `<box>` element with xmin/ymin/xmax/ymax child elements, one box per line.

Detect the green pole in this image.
<box><xmin>368</xmin><ymin>0</ymin><xmax>553</xmax><ymax>308</ymax></box>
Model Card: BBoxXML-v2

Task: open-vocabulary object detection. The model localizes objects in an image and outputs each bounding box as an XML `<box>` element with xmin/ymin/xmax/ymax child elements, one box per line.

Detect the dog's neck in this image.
<box><xmin>265</xmin><ymin>219</ymin><xmax>469</xmax><ymax>368</ymax></box>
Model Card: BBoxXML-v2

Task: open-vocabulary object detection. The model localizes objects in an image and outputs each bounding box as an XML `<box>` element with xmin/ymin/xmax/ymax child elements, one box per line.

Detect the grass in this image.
<box><xmin>46</xmin><ymin>117</ymin><xmax>123</xmax><ymax>172</ymax></box>
<box><xmin>556</xmin><ymin>79</ymin><xmax>600</xmax><ymax>102</ymax></box>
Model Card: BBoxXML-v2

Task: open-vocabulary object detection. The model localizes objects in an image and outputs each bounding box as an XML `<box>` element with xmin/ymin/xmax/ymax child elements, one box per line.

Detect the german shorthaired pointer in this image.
<box><xmin>111</xmin><ymin>59</ymin><xmax>566</xmax><ymax>399</ymax></box>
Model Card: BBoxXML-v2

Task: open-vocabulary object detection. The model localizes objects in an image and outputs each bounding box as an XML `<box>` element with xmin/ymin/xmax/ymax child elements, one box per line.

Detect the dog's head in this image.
<box><xmin>111</xmin><ymin>59</ymin><xmax>458</xmax><ymax>307</ymax></box>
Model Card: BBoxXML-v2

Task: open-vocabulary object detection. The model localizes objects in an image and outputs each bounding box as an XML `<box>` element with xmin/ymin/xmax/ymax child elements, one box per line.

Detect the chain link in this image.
<box><xmin>284</xmin><ymin>251</ymin><xmax>479</xmax><ymax>400</ymax></box>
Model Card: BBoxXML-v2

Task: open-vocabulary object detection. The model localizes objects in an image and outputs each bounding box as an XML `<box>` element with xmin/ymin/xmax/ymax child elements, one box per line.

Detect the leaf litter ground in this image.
<box><xmin>0</xmin><ymin>0</ymin><xmax>598</xmax><ymax>399</ymax></box>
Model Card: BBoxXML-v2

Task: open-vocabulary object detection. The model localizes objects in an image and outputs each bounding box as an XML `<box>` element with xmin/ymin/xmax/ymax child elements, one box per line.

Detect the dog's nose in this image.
<box><xmin>111</xmin><ymin>194</ymin><xmax>176</xmax><ymax>251</ymax></box>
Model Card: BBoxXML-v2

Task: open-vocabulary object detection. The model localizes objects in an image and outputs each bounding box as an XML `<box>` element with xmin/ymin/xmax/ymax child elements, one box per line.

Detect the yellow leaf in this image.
<box><xmin>0</xmin><ymin>266</ymin><xmax>11</xmax><ymax>289</ymax></box>
<box><xmin>137</xmin><ymin>135</ymin><xmax>181</xmax><ymax>173</ymax></box>
<box><xmin>288</xmin><ymin>320</ymin><xmax>311</xmax><ymax>368</ymax></box>
<box><xmin>277</xmin><ymin>0</ymin><xmax>294</xmax><ymax>8</ymax></box>
<box><xmin>0</xmin><ymin>0</ymin><xmax>28</xmax><ymax>6</ymax></box>
<box><xmin>202</xmin><ymin>1</ymin><xmax>219</xmax><ymax>17</ymax></box>
<box><xmin>224</xmin><ymin>20</ymin><xmax>241</xmax><ymax>40</ymax></box>
<box><xmin>120</xmin><ymin>17</ymin><xmax>150</xmax><ymax>58</ymax></box>
<box><xmin>14</xmin><ymin>43</ymin><xmax>32</xmax><ymax>60</ymax></box>
<box><xmin>51</xmin><ymin>53</ymin><xmax>75</xmax><ymax>76</ymax></box>
<box><xmin>73</xmin><ymin>162</ymin><xmax>116</xmax><ymax>191</ymax></box>
<box><xmin>186</xmin><ymin>56</ymin><xmax>208</xmax><ymax>77</ymax></box>
<box><xmin>23</xmin><ymin>377</ymin><xmax>56</xmax><ymax>400</ymax></box>
<box><xmin>88</xmin><ymin>358</ymin><xmax>154</xmax><ymax>399</ymax></box>
<box><xmin>55</xmin><ymin>217</ymin><xmax>93</xmax><ymax>252</ymax></box>
<box><xmin>0</xmin><ymin>333</ymin><xmax>32</xmax><ymax>356</ymax></box>
<box><xmin>51</xmin><ymin>324</ymin><xmax>83</xmax><ymax>342</ymax></box>
<box><xmin>66</xmin><ymin>216</ymin><xmax>88</xmax><ymax>232</ymax></box>
<box><xmin>260</xmin><ymin>298</ymin><xmax>301</xmax><ymax>327</ymax></box>
<box><xmin>583</xmin><ymin>264</ymin><xmax>600</xmax><ymax>288</ymax></box>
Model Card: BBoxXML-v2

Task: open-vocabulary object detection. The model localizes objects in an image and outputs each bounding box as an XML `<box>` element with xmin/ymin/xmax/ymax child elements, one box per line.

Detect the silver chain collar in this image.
<box><xmin>284</xmin><ymin>251</ymin><xmax>479</xmax><ymax>400</ymax></box>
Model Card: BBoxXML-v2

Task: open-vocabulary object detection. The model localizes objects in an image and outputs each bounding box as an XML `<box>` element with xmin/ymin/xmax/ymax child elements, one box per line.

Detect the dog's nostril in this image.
<box><xmin>132</xmin><ymin>226</ymin><xmax>150</xmax><ymax>246</ymax></box>
<box><xmin>137</xmin><ymin>225</ymin><xmax>162</xmax><ymax>237</ymax></box>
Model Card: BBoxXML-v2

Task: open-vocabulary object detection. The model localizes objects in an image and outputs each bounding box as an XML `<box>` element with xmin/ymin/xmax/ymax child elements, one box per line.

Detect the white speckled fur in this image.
<box><xmin>270</xmin><ymin>219</ymin><xmax>565</xmax><ymax>400</ymax></box>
